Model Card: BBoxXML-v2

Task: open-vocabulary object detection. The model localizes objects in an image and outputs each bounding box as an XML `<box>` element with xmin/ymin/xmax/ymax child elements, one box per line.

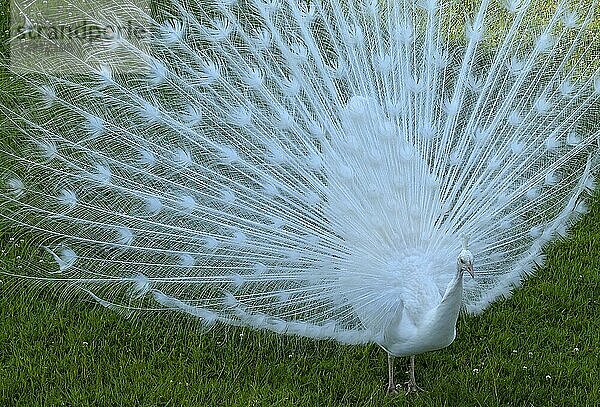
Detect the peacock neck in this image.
<box><xmin>442</xmin><ymin>268</ymin><xmax>465</xmax><ymax>302</ymax></box>
<box><xmin>428</xmin><ymin>268</ymin><xmax>464</xmax><ymax>336</ymax></box>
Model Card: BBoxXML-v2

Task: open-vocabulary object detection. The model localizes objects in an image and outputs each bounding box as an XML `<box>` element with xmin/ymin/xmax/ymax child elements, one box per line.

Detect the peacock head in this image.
<box><xmin>457</xmin><ymin>249</ymin><xmax>474</xmax><ymax>278</ymax></box>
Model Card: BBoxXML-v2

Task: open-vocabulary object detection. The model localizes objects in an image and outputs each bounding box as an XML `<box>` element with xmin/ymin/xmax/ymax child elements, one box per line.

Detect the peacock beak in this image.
<box><xmin>466</xmin><ymin>264</ymin><xmax>475</xmax><ymax>278</ymax></box>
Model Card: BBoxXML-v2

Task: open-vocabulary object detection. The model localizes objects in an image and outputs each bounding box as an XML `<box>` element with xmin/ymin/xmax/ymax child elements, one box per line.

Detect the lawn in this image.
<box><xmin>1</xmin><ymin>199</ymin><xmax>598</xmax><ymax>406</ymax></box>
<box><xmin>0</xmin><ymin>1</ymin><xmax>599</xmax><ymax>406</ymax></box>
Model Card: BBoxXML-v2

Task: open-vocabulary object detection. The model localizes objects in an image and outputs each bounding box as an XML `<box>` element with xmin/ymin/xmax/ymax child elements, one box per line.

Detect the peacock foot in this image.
<box><xmin>404</xmin><ymin>380</ymin><xmax>424</xmax><ymax>394</ymax></box>
<box><xmin>386</xmin><ymin>383</ymin><xmax>401</xmax><ymax>396</ymax></box>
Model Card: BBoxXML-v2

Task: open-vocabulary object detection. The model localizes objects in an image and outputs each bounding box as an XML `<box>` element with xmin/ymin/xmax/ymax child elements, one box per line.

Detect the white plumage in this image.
<box><xmin>1</xmin><ymin>0</ymin><xmax>598</xmax><ymax>393</ymax></box>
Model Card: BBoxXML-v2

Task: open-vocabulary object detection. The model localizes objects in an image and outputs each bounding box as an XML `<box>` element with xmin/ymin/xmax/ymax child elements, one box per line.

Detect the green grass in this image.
<box><xmin>1</xmin><ymin>194</ymin><xmax>599</xmax><ymax>406</ymax></box>
<box><xmin>1</xmin><ymin>1</ymin><xmax>599</xmax><ymax>406</ymax></box>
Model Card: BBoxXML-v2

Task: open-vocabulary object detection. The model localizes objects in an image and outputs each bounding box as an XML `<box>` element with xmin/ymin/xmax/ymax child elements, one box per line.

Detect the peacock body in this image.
<box><xmin>1</xmin><ymin>0</ymin><xmax>598</xmax><ymax>392</ymax></box>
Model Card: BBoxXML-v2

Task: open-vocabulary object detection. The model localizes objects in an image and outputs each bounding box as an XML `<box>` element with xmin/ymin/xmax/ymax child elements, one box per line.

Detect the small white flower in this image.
<box><xmin>473</xmin><ymin>368</ymin><xmax>480</xmax><ymax>374</ymax></box>
<box><xmin>523</xmin><ymin>366</ymin><xmax>528</xmax><ymax>370</ymax></box>
<box><xmin>545</xmin><ymin>375</ymin><xmax>551</xmax><ymax>380</ymax></box>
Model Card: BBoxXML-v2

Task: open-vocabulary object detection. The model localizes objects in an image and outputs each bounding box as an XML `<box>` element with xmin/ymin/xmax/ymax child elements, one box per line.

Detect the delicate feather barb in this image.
<box><xmin>0</xmin><ymin>0</ymin><xmax>598</xmax><ymax>346</ymax></box>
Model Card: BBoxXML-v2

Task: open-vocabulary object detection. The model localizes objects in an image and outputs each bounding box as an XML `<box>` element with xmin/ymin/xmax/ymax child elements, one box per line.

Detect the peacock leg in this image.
<box><xmin>405</xmin><ymin>355</ymin><xmax>424</xmax><ymax>394</ymax></box>
<box><xmin>386</xmin><ymin>353</ymin><xmax>398</xmax><ymax>395</ymax></box>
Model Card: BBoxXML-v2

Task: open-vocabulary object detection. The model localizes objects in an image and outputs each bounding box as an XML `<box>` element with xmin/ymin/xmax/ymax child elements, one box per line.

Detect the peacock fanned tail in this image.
<box><xmin>1</xmin><ymin>0</ymin><xmax>599</xmax><ymax>344</ymax></box>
